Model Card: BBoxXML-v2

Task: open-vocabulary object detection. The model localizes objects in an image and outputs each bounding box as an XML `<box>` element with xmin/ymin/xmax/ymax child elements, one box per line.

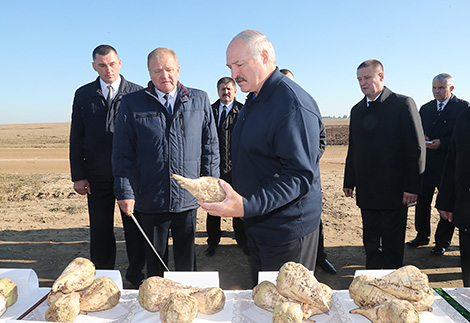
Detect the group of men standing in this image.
<box><xmin>70</xmin><ymin>30</ymin><xmax>323</xmax><ymax>288</ymax></box>
<box><xmin>343</xmin><ymin>60</ymin><xmax>470</xmax><ymax>286</ymax></box>
<box><xmin>70</xmin><ymin>30</ymin><xmax>470</xmax><ymax>289</ymax></box>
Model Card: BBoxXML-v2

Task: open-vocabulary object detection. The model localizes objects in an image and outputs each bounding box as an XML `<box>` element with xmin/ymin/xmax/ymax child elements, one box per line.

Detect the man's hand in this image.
<box><xmin>403</xmin><ymin>192</ymin><xmax>417</xmax><ymax>205</ymax></box>
<box><xmin>425</xmin><ymin>137</ymin><xmax>441</xmax><ymax>150</ymax></box>
<box><xmin>73</xmin><ymin>179</ymin><xmax>91</xmax><ymax>195</ymax></box>
<box><xmin>118</xmin><ymin>199</ymin><xmax>135</xmax><ymax>216</ymax></box>
<box><xmin>438</xmin><ymin>209</ymin><xmax>453</xmax><ymax>222</ymax></box>
<box><xmin>343</xmin><ymin>188</ymin><xmax>354</xmax><ymax>198</ymax></box>
<box><xmin>198</xmin><ymin>180</ymin><xmax>244</xmax><ymax>218</ymax></box>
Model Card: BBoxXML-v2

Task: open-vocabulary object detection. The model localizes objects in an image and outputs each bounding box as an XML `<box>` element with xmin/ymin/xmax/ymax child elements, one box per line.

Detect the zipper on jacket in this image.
<box><xmin>179</xmin><ymin>112</ymin><xmax>184</xmax><ymax>137</ymax></box>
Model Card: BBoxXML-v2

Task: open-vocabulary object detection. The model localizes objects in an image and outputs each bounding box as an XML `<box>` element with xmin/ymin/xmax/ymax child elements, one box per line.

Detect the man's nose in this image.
<box><xmin>231</xmin><ymin>67</ymin><xmax>238</xmax><ymax>79</ymax></box>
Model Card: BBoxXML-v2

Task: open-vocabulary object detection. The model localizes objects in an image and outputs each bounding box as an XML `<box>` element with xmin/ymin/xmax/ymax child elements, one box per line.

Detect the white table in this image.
<box><xmin>2</xmin><ymin>269</ymin><xmax>470</xmax><ymax>322</ymax></box>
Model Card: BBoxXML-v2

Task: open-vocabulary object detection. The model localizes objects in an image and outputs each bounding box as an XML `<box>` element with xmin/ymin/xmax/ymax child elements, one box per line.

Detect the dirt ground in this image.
<box><xmin>0</xmin><ymin>121</ymin><xmax>463</xmax><ymax>291</ymax></box>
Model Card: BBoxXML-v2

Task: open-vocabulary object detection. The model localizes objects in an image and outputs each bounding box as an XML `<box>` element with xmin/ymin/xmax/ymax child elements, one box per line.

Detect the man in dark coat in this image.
<box><xmin>199</xmin><ymin>30</ymin><xmax>323</xmax><ymax>287</ymax></box>
<box><xmin>436</xmin><ymin>107</ymin><xmax>470</xmax><ymax>286</ymax></box>
<box><xmin>407</xmin><ymin>73</ymin><xmax>469</xmax><ymax>255</ymax></box>
<box><xmin>69</xmin><ymin>45</ymin><xmax>145</xmax><ymax>287</ymax></box>
<box><xmin>205</xmin><ymin>77</ymin><xmax>248</xmax><ymax>257</ymax></box>
<box><xmin>343</xmin><ymin>59</ymin><xmax>426</xmax><ymax>269</ymax></box>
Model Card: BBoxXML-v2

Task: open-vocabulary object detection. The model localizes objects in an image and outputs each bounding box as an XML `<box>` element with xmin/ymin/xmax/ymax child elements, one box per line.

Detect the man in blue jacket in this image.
<box><xmin>199</xmin><ymin>30</ymin><xmax>323</xmax><ymax>286</ymax></box>
<box><xmin>113</xmin><ymin>48</ymin><xmax>219</xmax><ymax>277</ymax></box>
<box><xmin>69</xmin><ymin>45</ymin><xmax>145</xmax><ymax>287</ymax></box>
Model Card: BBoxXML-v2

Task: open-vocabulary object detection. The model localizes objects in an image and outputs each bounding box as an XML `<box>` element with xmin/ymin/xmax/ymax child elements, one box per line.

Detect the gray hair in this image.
<box><xmin>147</xmin><ymin>48</ymin><xmax>179</xmax><ymax>68</ymax></box>
<box><xmin>233</xmin><ymin>30</ymin><xmax>276</xmax><ymax>64</ymax></box>
<box><xmin>433</xmin><ymin>73</ymin><xmax>454</xmax><ymax>87</ymax></box>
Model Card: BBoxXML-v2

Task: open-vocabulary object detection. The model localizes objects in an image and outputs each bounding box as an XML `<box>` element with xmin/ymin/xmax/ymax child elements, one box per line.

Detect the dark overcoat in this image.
<box><xmin>344</xmin><ymin>87</ymin><xmax>426</xmax><ymax>209</ymax></box>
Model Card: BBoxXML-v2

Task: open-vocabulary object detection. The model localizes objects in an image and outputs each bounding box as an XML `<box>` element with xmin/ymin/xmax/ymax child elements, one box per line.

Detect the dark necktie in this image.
<box><xmin>105</xmin><ymin>85</ymin><xmax>116</xmax><ymax>133</ymax></box>
<box><xmin>106</xmin><ymin>85</ymin><xmax>114</xmax><ymax>108</ymax></box>
<box><xmin>219</xmin><ymin>105</ymin><xmax>227</xmax><ymax>128</ymax></box>
<box><xmin>164</xmin><ymin>94</ymin><xmax>172</xmax><ymax>115</ymax></box>
<box><xmin>438</xmin><ymin>102</ymin><xmax>444</xmax><ymax>115</ymax></box>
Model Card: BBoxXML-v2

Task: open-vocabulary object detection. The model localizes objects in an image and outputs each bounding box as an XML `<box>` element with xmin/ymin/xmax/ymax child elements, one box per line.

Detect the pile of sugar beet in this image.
<box><xmin>254</xmin><ymin>262</ymin><xmax>434</xmax><ymax>322</ymax></box>
<box><xmin>0</xmin><ymin>277</ymin><xmax>18</xmax><ymax>317</ymax></box>
<box><xmin>1</xmin><ymin>256</ymin><xmax>435</xmax><ymax>322</ymax></box>
<box><xmin>43</xmin><ymin>257</ymin><xmax>225</xmax><ymax>323</ymax></box>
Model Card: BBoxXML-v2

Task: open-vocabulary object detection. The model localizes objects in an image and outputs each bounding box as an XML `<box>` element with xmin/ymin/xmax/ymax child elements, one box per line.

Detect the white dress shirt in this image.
<box><xmin>100</xmin><ymin>76</ymin><xmax>121</xmax><ymax>99</ymax></box>
<box><xmin>155</xmin><ymin>87</ymin><xmax>177</xmax><ymax>109</ymax></box>
<box><xmin>218</xmin><ymin>101</ymin><xmax>233</xmax><ymax>124</ymax></box>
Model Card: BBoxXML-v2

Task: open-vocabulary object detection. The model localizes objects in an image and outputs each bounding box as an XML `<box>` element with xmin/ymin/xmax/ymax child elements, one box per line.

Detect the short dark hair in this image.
<box><xmin>280</xmin><ymin>69</ymin><xmax>294</xmax><ymax>77</ymax></box>
<box><xmin>357</xmin><ymin>59</ymin><xmax>383</xmax><ymax>73</ymax></box>
<box><xmin>92</xmin><ymin>45</ymin><xmax>118</xmax><ymax>61</ymax></box>
<box><xmin>217</xmin><ymin>77</ymin><xmax>236</xmax><ymax>89</ymax></box>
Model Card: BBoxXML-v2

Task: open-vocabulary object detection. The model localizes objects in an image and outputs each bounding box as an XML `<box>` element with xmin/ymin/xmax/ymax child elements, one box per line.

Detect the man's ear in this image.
<box><xmin>378</xmin><ymin>72</ymin><xmax>385</xmax><ymax>82</ymax></box>
<box><xmin>261</xmin><ymin>49</ymin><xmax>269</xmax><ymax>64</ymax></box>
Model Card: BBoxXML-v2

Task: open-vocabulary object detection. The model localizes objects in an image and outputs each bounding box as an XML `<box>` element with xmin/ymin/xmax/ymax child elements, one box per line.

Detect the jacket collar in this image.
<box><xmin>213</xmin><ymin>99</ymin><xmax>241</xmax><ymax>112</ymax></box>
<box><xmin>92</xmin><ymin>74</ymin><xmax>128</xmax><ymax>98</ymax></box>
<box><xmin>245</xmin><ymin>67</ymin><xmax>281</xmax><ymax>104</ymax></box>
<box><xmin>446</xmin><ymin>93</ymin><xmax>456</xmax><ymax>105</ymax></box>
<box><xmin>146</xmin><ymin>81</ymin><xmax>191</xmax><ymax>102</ymax></box>
<box><xmin>361</xmin><ymin>86</ymin><xmax>392</xmax><ymax>106</ymax></box>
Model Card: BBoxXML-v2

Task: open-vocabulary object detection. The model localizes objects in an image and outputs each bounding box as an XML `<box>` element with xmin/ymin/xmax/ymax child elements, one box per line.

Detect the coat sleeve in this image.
<box><xmin>440</xmin><ymin>100</ymin><xmax>469</xmax><ymax>152</ymax></box>
<box><xmin>435</xmin><ymin>124</ymin><xmax>458</xmax><ymax>212</ymax></box>
<box><xmin>319</xmin><ymin>121</ymin><xmax>327</xmax><ymax>158</ymax></box>
<box><xmin>69</xmin><ymin>90</ymin><xmax>87</xmax><ymax>182</ymax></box>
<box><xmin>200</xmin><ymin>92</ymin><xmax>220</xmax><ymax>178</ymax></box>
<box><xmin>402</xmin><ymin>97</ymin><xmax>426</xmax><ymax>194</ymax></box>
<box><xmin>112</xmin><ymin>96</ymin><xmax>137</xmax><ymax>200</ymax></box>
<box><xmin>343</xmin><ymin>117</ymin><xmax>355</xmax><ymax>190</ymax></box>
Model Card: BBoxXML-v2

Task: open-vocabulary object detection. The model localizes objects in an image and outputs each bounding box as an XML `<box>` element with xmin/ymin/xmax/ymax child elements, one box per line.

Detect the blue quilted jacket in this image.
<box><xmin>113</xmin><ymin>81</ymin><xmax>219</xmax><ymax>213</ymax></box>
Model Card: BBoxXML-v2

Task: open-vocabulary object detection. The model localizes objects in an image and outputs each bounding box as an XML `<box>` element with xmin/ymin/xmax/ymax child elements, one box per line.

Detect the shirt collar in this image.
<box><xmin>366</xmin><ymin>90</ymin><xmax>384</xmax><ymax>106</ymax></box>
<box><xmin>99</xmin><ymin>76</ymin><xmax>121</xmax><ymax>98</ymax></box>
<box><xmin>437</xmin><ymin>96</ymin><xmax>451</xmax><ymax>109</ymax></box>
<box><xmin>219</xmin><ymin>100</ymin><xmax>233</xmax><ymax>112</ymax></box>
<box><xmin>155</xmin><ymin>86</ymin><xmax>177</xmax><ymax>106</ymax></box>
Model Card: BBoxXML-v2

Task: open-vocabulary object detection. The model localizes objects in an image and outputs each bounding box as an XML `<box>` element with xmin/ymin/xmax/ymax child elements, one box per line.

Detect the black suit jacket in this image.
<box><xmin>344</xmin><ymin>87</ymin><xmax>426</xmax><ymax>209</ymax></box>
<box><xmin>419</xmin><ymin>94</ymin><xmax>469</xmax><ymax>187</ymax></box>
<box><xmin>436</xmin><ymin>107</ymin><xmax>470</xmax><ymax>231</ymax></box>
<box><xmin>211</xmin><ymin>99</ymin><xmax>243</xmax><ymax>183</ymax></box>
<box><xmin>70</xmin><ymin>75</ymin><xmax>142</xmax><ymax>182</ymax></box>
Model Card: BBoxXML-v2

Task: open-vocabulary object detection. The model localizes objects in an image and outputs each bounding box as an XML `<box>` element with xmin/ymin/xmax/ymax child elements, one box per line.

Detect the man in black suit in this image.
<box><xmin>436</xmin><ymin>107</ymin><xmax>470</xmax><ymax>286</ymax></box>
<box><xmin>407</xmin><ymin>73</ymin><xmax>469</xmax><ymax>255</ymax></box>
<box><xmin>343</xmin><ymin>59</ymin><xmax>426</xmax><ymax>269</ymax></box>
<box><xmin>70</xmin><ymin>45</ymin><xmax>145</xmax><ymax>287</ymax></box>
<box><xmin>205</xmin><ymin>77</ymin><xmax>248</xmax><ymax>256</ymax></box>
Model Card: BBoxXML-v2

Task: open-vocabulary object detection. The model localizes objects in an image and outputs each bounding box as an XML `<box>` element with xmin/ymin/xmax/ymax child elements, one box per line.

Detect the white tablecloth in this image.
<box><xmin>12</xmin><ymin>288</ymin><xmax>470</xmax><ymax>323</ymax></box>
<box><xmin>2</xmin><ymin>267</ymin><xmax>470</xmax><ymax>322</ymax></box>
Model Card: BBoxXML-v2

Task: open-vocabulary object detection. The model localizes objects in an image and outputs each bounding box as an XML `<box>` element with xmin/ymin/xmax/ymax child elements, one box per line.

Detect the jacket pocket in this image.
<box><xmin>135</xmin><ymin>112</ymin><xmax>161</xmax><ymax>118</ymax></box>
